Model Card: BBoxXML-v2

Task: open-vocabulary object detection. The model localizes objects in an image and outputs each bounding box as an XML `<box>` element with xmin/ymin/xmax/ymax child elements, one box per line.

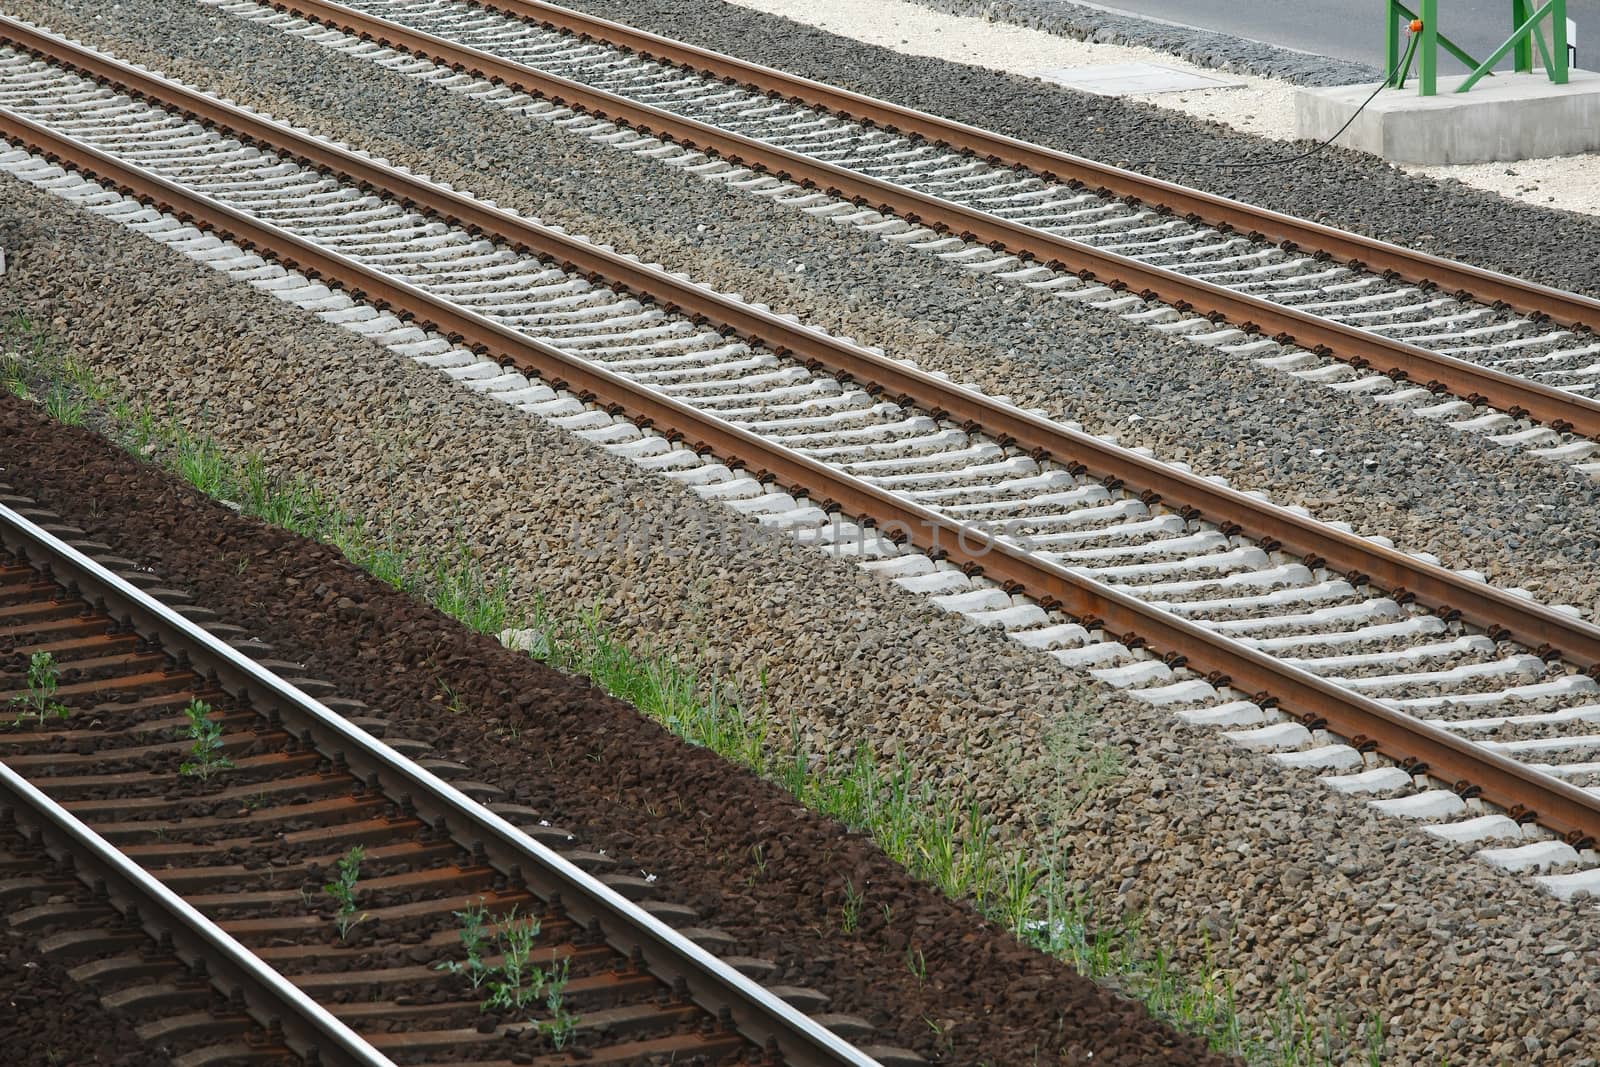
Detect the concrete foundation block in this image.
<box><xmin>1296</xmin><ymin>69</ymin><xmax>1600</xmax><ymax>164</ymax></box>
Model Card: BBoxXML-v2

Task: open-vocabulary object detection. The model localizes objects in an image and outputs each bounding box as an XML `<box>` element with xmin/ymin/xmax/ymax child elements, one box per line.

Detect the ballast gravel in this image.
<box><xmin>728</xmin><ymin>0</ymin><xmax>1600</xmax><ymax>219</ymax></box>
<box><xmin>5</xmin><ymin>129</ymin><xmax>1600</xmax><ymax>1067</ymax></box>
<box><xmin>0</xmin><ymin>404</ymin><xmax>1235</xmax><ymax>1067</ymax></box>
<box><xmin>22</xmin><ymin>0</ymin><xmax>1600</xmax><ymax>301</ymax></box>
<box><xmin>9</xmin><ymin>0</ymin><xmax>1600</xmax><ymax>618</ymax></box>
<box><xmin>554</xmin><ymin>0</ymin><xmax>1600</xmax><ymax>300</ymax></box>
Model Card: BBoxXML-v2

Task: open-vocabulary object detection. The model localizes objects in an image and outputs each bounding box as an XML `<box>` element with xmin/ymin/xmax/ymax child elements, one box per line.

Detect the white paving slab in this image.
<box><xmin>1034</xmin><ymin>61</ymin><xmax>1246</xmax><ymax>96</ymax></box>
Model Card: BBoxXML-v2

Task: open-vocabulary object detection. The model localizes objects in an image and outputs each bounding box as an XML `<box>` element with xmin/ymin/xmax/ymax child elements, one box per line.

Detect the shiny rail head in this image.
<box><xmin>0</xmin><ymin>502</ymin><xmax>885</xmax><ymax>1067</ymax></box>
<box><xmin>0</xmin><ymin>745</ymin><xmax>397</xmax><ymax>1067</ymax></box>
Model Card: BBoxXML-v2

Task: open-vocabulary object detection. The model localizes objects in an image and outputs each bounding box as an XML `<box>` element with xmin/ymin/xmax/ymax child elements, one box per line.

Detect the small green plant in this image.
<box><xmin>0</xmin><ymin>328</ymin><xmax>1370</xmax><ymax>1065</ymax></box>
<box><xmin>1366</xmin><ymin>1014</ymin><xmax>1386</xmax><ymax>1067</ymax></box>
<box><xmin>839</xmin><ymin>878</ymin><xmax>863</xmax><ymax>934</ymax></box>
<box><xmin>8</xmin><ymin>651</ymin><xmax>71</xmax><ymax>727</ymax></box>
<box><xmin>906</xmin><ymin>945</ymin><xmax>927</xmax><ymax>982</ymax></box>
<box><xmin>999</xmin><ymin>849</ymin><xmax>1041</xmax><ymax>938</ymax></box>
<box><xmin>438</xmin><ymin>678</ymin><xmax>468</xmax><ymax>715</ymax></box>
<box><xmin>924</xmin><ymin>1017</ymin><xmax>955</xmax><ymax>1056</ymax></box>
<box><xmin>537</xmin><ymin>959</ymin><xmax>576</xmax><ymax>1048</ymax></box>
<box><xmin>177</xmin><ymin>698</ymin><xmax>233</xmax><ymax>780</ymax></box>
<box><xmin>323</xmin><ymin>845</ymin><xmax>368</xmax><ymax>940</ymax></box>
<box><xmin>43</xmin><ymin>382</ymin><xmax>88</xmax><ymax>426</ymax></box>
<box><xmin>439</xmin><ymin>906</ymin><xmax>581</xmax><ymax>1046</ymax></box>
<box><xmin>435</xmin><ymin>902</ymin><xmax>493</xmax><ymax>989</ymax></box>
<box><xmin>484</xmin><ymin>909</ymin><xmax>544</xmax><ymax>1014</ymax></box>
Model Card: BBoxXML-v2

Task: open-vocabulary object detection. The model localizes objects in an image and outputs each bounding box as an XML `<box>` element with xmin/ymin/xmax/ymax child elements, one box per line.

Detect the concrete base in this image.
<box><xmin>1295</xmin><ymin>69</ymin><xmax>1600</xmax><ymax>164</ymax></box>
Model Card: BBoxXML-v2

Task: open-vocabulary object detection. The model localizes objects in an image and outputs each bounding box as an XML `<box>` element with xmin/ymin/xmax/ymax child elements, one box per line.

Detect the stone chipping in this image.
<box><xmin>5</xmin><ymin>123</ymin><xmax>1600</xmax><ymax>1065</ymax></box>
<box><xmin>719</xmin><ymin>0</ymin><xmax>1600</xmax><ymax>219</ymax></box>
<box><xmin>7</xmin><ymin>1</ymin><xmax>1600</xmax><ymax>1061</ymax></box>
<box><xmin>549</xmin><ymin>0</ymin><xmax>1600</xmax><ymax>300</ymax></box>
<box><xmin>6</xmin><ymin>0</ymin><xmax>1599</xmax><ymax>619</ymax></box>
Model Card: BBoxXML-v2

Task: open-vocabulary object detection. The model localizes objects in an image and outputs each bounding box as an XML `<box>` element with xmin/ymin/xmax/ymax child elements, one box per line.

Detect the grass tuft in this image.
<box><xmin>0</xmin><ymin>312</ymin><xmax>1392</xmax><ymax>1065</ymax></box>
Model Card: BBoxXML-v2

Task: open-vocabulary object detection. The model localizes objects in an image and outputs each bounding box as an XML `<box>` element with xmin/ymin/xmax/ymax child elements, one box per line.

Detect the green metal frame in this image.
<box><xmin>1386</xmin><ymin>0</ymin><xmax>1568</xmax><ymax>95</ymax></box>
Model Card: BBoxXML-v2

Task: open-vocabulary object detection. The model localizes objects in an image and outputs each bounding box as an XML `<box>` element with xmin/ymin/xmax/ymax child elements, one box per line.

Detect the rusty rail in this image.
<box><xmin>250</xmin><ymin>0</ymin><xmax>1600</xmax><ymax>440</ymax></box>
<box><xmin>474</xmin><ymin>0</ymin><xmax>1600</xmax><ymax>331</ymax></box>
<box><xmin>3</xmin><ymin>80</ymin><xmax>1600</xmax><ymax>846</ymax></box>
<box><xmin>4</xmin><ymin>15</ymin><xmax>1598</xmax><ymax>676</ymax></box>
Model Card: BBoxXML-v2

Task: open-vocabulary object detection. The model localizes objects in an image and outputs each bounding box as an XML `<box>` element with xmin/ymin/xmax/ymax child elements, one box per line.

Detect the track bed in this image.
<box><xmin>0</xmin><ymin>389</ymin><xmax>1231</xmax><ymax>1066</ymax></box>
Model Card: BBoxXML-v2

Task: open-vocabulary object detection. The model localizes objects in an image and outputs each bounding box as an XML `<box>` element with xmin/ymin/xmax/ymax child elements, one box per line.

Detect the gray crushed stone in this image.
<box><xmin>11</xmin><ymin>0</ymin><xmax>1599</xmax><ymax>619</ymax></box>
<box><xmin>550</xmin><ymin>0</ymin><xmax>1600</xmax><ymax>301</ymax></box>
<box><xmin>898</xmin><ymin>0</ymin><xmax>1381</xmax><ymax>85</ymax></box>
<box><xmin>5</xmin><ymin>157</ymin><xmax>1600</xmax><ymax>1067</ymax></box>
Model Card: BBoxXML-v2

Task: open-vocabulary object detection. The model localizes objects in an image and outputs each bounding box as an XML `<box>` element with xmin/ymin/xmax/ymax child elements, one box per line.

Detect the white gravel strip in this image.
<box><xmin>725</xmin><ymin>0</ymin><xmax>1296</xmax><ymax>139</ymax></box>
<box><xmin>724</xmin><ymin>0</ymin><xmax>1600</xmax><ymax>217</ymax></box>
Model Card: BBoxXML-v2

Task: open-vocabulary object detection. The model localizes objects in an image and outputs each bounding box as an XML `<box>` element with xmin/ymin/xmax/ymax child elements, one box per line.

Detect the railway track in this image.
<box><xmin>217</xmin><ymin>0</ymin><xmax>1600</xmax><ymax>461</ymax></box>
<box><xmin>4</xmin><ymin>17</ymin><xmax>1600</xmax><ymax>891</ymax></box>
<box><xmin>0</xmin><ymin>493</ymin><xmax>894</xmax><ymax>1066</ymax></box>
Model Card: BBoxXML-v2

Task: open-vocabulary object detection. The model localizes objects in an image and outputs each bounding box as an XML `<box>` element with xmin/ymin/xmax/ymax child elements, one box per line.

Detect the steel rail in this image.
<box><xmin>252</xmin><ymin>0</ymin><xmax>1600</xmax><ymax>439</ymax></box>
<box><xmin>0</xmin><ymin>746</ymin><xmax>394</xmax><ymax>1067</ymax></box>
<box><xmin>0</xmin><ymin>508</ymin><xmax>880</xmax><ymax>1067</ymax></box>
<box><xmin>466</xmin><ymin>0</ymin><xmax>1600</xmax><ymax>332</ymax></box>
<box><xmin>5</xmin><ymin>15</ymin><xmax>1599</xmax><ymax>678</ymax></box>
<box><xmin>4</xmin><ymin>110</ymin><xmax>1599</xmax><ymax>849</ymax></box>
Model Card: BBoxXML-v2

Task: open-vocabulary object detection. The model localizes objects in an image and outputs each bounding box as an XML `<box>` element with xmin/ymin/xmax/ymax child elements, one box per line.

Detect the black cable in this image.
<box><xmin>1117</xmin><ymin>33</ymin><xmax>1420</xmax><ymax>171</ymax></box>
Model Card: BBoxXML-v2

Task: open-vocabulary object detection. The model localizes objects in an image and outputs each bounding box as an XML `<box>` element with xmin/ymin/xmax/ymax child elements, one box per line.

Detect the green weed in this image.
<box><xmin>439</xmin><ymin>905</ymin><xmax>579</xmax><ymax>1046</ymax></box>
<box><xmin>323</xmin><ymin>845</ymin><xmax>368</xmax><ymax>940</ymax></box>
<box><xmin>435</xmin><ymin>901</ymin><xmax>493</xmax><ymax>990</ymax></box>
<box><xmin>177</xmin><ymin>697</ymin><xmax>233</xmax><ymax>780</ymax></box>
<box><xmin>2</xmin><ymin>319</ymin><xmax>1383</xmax><ymax>1066</ymax></box>
<box><xmin>840</xmin><ymin>878</ymin><xmax>863</xmax><ymax>934</ymax></box>
<box><xmin>8</xmin><ymin>651</ymin><xmax>71</xmax><ymax>727</ymax></box>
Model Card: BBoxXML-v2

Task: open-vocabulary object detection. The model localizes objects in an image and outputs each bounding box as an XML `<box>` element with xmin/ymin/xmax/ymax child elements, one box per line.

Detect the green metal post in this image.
<box><xmin>1420</xmin><ymin>0</ymin><xmax>1438</xmax><ymax>95</ymax></box>
<box><xmin>1387</xmin><ymin>0</ymin><xmax>1402</xmax><ymax>84</ymax></box>
<box><xmin>1458</xmin><ymin>0</ymin><xmax>1565</xmax><ymax>91</ymax></box>
<box><xmin>1385</xmin><ymin>1</ymin><xmax>1568</xmax><ymax>96</ymax></box>
<box><xmin>1551</xmin><ymin>6</ymin><xmax>1569</xmax><ymax>83</ymax></box>
<box><xmin>1513</xmin><ymin>0</ymin><xmax>1533</xmax><ymax>72</ymax></box>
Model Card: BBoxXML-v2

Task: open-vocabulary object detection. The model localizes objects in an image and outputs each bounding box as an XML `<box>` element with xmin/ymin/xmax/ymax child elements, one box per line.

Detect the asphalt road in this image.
<box><xmin>1075</xmin><ymin>0</ymin><xmax>1597</xmax><ymax>71</ymax></box>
